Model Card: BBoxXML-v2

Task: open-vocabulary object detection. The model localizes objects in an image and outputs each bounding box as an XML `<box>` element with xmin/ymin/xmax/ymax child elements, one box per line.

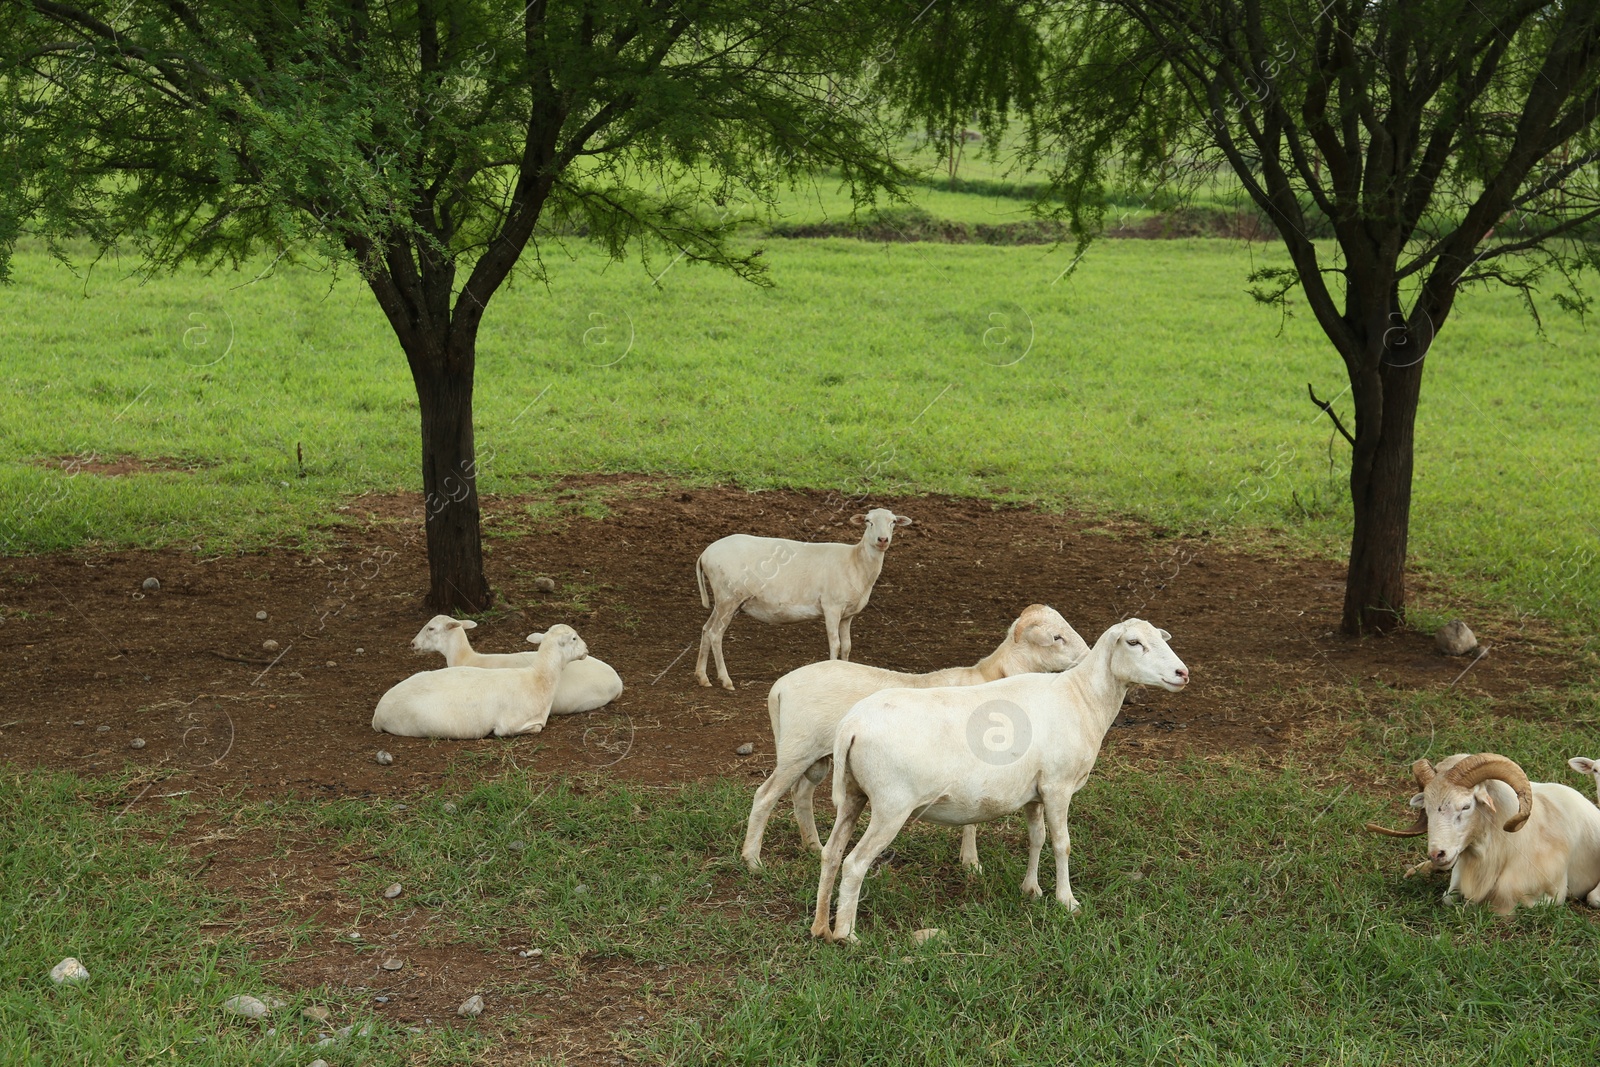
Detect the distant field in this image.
<box><xmin>2</xmin><ymin>223</ymin><xmax>1596</xmax><ymax>626</ymax></box>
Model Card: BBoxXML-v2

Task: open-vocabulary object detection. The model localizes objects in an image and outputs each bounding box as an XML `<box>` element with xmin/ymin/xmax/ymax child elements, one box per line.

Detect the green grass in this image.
<box><xmin>102</xmin><ymin>693</ymin><xmax>1595</xmax><ymax>1066</ymax></box>
<box><xmin>0</xmin><ymin>770</ymin><xmax>484</xmax><ymax>1065</ymax></box>
<box><xmin>3</xmin><ymin>233</ymin><xmax>1596</xmax><ymax>626</ymax></box>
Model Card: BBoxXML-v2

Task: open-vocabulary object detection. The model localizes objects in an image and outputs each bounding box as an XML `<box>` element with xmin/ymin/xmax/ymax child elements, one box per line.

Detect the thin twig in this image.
<box><xmin>1307</xmin><ymin>383</ymin><xmax>1355</xmax><ymax>446</ymax></box>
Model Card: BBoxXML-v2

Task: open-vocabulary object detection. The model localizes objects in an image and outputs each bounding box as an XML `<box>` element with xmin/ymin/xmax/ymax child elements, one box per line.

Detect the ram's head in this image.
<box><xmin>1366</xmin><ymin>753</ymin><xmax>1533</xmax><ymax>871</ymax></box>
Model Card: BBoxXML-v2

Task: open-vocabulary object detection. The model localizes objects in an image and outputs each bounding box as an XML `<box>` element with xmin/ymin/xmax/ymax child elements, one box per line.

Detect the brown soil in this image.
<box><xmin>0</xmin><ymin>477</ymin><xmax>1582</xmax><ymax>1062</ymax></box>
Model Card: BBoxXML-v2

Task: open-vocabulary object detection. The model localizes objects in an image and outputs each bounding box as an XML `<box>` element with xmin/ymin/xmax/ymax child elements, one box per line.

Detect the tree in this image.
<box><xmin>1</xmin><ymin>0</ymin><xmax>911</xmax><ymax>611</ymax></box>
<box><xmin>1015</xmin><ymin>0</ymin><xmax>1600</xmax><ymax>633</ymax></box>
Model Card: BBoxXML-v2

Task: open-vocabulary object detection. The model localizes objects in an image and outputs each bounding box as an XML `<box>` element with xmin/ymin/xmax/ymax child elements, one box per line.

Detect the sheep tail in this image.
<box><xmin>832</xmin><ymin>726</ymin><xmax>856</xmax><ymax>809</ymax></box>
<box><xmin>696</xmin><ymin>554</ymin><xmax>709</xmax><ymax>609</ymax></box>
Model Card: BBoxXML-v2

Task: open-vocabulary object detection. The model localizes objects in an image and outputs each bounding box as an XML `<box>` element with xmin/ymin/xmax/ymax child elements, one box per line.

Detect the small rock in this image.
<box><xmin>72</xmin><ymin>720</ymin><xmax>84</xmax><ymax>726</ymax></box>
<box><xmin>308</xmin><ymin>1061</ymin><xmax>330</xmax><ymax>1067</ymax></box>
<box><xmin>507</xmin><ymin>839</ymin><xmax>527</xmax><ymax>851</ymax></box>
<box><xmin>910</xmin><ymin>928</ymin><xmax>943</xmax><ymax>945</ymax></box>
<box><xmin>262</xmin><ymin>639</ymin><xmax>280</xmax><ymax>652</ymax></box>
<box><xmin>255</xmin><ymin>610</ymin><xmax>268</xmax><ymax>621</ymax></box>
<box><xmin>302</xmin><ymin>1006</ymin><xmax>330</xmax><ymax>1023</ymax></box>
<box><xmin>383</xmin><ymin>883</ymin><xmax>402</xmax><ymax>899</ymax></box>
<box><xmin>142</xmin><ymin>577</ymin><xmax>160</xmax><ymax>591</ymax></box>
<box><xmin>574</xmin><ymin>884</ymin><xmax>590</xmax><ymax>895</ymax></box>
<box><xmin>287</xmin><ymin>671</ymin><xmax>303</xmax><ymax>679</ymax></box>
<box><xmin>50</xmin><ymin>957</ymin><xmax>89</xmax><ymax>984</ymax></box>
<box><xmin>356</xmin><ymin>647</ymin><xmax>365</xmax><ymax>654</ymax></box>
<box><xmin>381</xmin><ymin>957</ymin><xmax>403</xmax><ymax>971</ymax></box>
<box><xmin>375</xmin><ymin>750</ymin><xmax>394</xmax><ymax>766</ymax></box>
<box><xmin>1436</xmin><ymin>620</ymin><xmax>1478</xmax><ymax>656</ymax></box>
<box><xmin>374</xmin><ymin>995</ymin><xmax>389</xmax><ymax>1003</ymax></box>
<box><xmin>442</xmin><ymin>801</ymin><xmax>458</xmax><ymax>813</ymax></box>
<box><xmin>96</xmin><ymin>725</ymin><xmax>110</xmax><ymax>733</ymax></box>
<box><xmin>344</xmin><ymin>930</ymin><xmax>362</xmax><ymax>941</ymax></box>
<box><xmin>1128</xmin><ymin>870</ymin><xmax>1146</xmax><ymax>882</ymax></box>
<box><xmin>130</xmin><ymin>738</ymin><xmax>146</xmax><ymax>749</ymax></box>
<box><xmin>734</xmin><ymin>742</ymin><xmax>754</xmax><ymax>756</ymax></box>
<box><xmin>534</xmin><ymin>576</ymin><xmax>557</xmax><ymax>593</ymax></box>
<box><xmin>457</xmin><ymin>995</ymin><xmax>484</xmax><ymax>1018</ymax></box>
<box><xmin>519</xmin><ymin>947</ymin><xmax>543</xmax><ymax>959</ymax></box>
<box><xmin>223</xmin><ymin>994</ymin><xmax>270</xmax><ymax>1019</ymax></box>
<box><xmin>316</xmin><ymin>1036</ymin><xmax>335</xmax><ymax>1047</ymax></box>
<box><xmin>325</xmin><ymin>660</ymin><xmax>337</xmax><ymax>668</ymax></box>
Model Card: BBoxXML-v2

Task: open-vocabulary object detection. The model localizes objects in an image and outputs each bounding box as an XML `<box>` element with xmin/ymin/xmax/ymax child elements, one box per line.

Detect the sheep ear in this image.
<box><xmin>526</xmin><ymin>632</ymin><xmax>545</xmax><ymax>646</ymax></box>
<box><xmin>894</xmin><ymin>514</ymin><xmax>913</xmax><ymax>527</ymax></box>
<box><xmin>1157</xmin><ymin>628</ymin><xmax>1171</xmax><ymax>641</ymax></box>
<box><xmin>1570</xmin><ymin>757</ymin><xmax>1597</xmax><ymax>775</ymax></box>
<box><xmin>849</xmin><ymin>514</ymin><xmax>866</xmax><ymax>526</ymax></box>
<box><xmin>1474</xmin><ymin>785</ymin><xmax>1497</xmax><ymax>812</ymax></box>
<box><xmin>1408</xmin><ymin>792</ymin><xmax>1426</xmax><ymax>809</ymax></box>
<box><xmin>460</xmin><ymin>619</ymin><xmax>478</xmax><ymax>630</ymax></box>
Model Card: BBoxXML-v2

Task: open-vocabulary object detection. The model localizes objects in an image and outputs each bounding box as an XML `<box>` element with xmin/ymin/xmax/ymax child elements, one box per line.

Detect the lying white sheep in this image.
<box><xmin>373</xmin><ymin>624</ymin><xmax>588</xmax><ymax>739</ymax></box>
<box><xmin>409</xmin><ymin>615</ymin><xmax>623</xmax><ymax>714</ymax></box>
<box><xmin>1367</xmin><ymin>753</ymin><xmax>1600</xmax><ymax>914</ymax></box>
<box><xmin>695</xmin><ymin>508</ymin><xmax>912</xmax><ymax>691</ymax></box>
<box><xmin>813</xmin><ymin>619</ymin><xmax>1189</xmax><ymax>942</ymax></box>
<box><xmin>741</xmin><ymin>604</ymin><xmax>1090</xmax><ymax>871</ymax></box>
<box><xmin>1568</xmin><ymin>756</ymin><xmax>1600</xmax><ymax>805</ymax></box>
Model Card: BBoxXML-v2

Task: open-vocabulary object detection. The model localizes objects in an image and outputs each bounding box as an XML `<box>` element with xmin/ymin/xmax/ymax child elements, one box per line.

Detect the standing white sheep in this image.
<box><xmin>408</xmin><ymin>615</ymin><xmax>623</xmax><ymax>713</ymax></box>
<box><xmin>694</xmin><ymin>508</ymin><xmax>912</xmax><ymax>690</ymax></box>
<box><xmin>741</xmin><ymin>604</ymin><xmax>1090</xmax><ymax>871</ymax></box>
<box><xmin>813</xmin><ymin>619</ymin><xmax>1189</xmax><ymax>943</ymax></box>
<box><xmin>373</xmin><ymin>624</ymin><xmax>588</xmax><ymax>739</ymax></box>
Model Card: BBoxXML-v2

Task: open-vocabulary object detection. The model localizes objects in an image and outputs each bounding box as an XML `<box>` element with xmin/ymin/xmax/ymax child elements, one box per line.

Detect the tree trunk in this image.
<box><xmin>409</xmin><ymin>332</ymin><xmax>493</xmax><ymax>614</ymax></box>
<box><xmin>1342</xmin><ymin>343</ymin><xmax>1425</xmax><ymax>635</ymax></box>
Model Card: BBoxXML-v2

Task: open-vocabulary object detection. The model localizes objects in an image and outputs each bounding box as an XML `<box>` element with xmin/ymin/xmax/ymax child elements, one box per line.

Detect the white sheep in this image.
<box><xmin>373</xmin><ymin>624</ymin><xmax>588</xmax><ymax>739</ymax></box>
<box><xmin>812</xmin><ymin>619</ymin><xmax>1189</xmax><ymax>942</ymax></box>
<box><xmin>740</xmin><ymin>604</ymin><xmax>1091</xmax><ymax>871</ymax></box>
<box><xmin>409</xmin><ymin>614</ymin><xmax>623</xmax><ymax>714</ymax></box>
<box><xmin>1568</xmin><ymin>756</ymin><xmax>1600</xmax><ymax>805</ymax></box>
<box><xmin>695</xmin><ymin>508</ymin><xmax>912</xmax><ymax>690</ymax></box>
<box><xmin>1367</xmin><ymin>753</ymin><xmax>1600</xmax><ymax>914</ymax></box>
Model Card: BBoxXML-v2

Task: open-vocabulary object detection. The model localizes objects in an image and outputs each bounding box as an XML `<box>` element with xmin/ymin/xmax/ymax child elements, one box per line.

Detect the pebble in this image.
<box><xmin>302</xmin><ymin>1006</ymin><xmax>330</xmax><ymax>1023</ymax></box>
<box><xmin>325</xmin><ymin>660</ymin><xmax>337</xmax><ymax>668</ymax></box>
<box><xmin>519</xmin><ymin>948</ymin><xmax>543</xmax><ymax>959</ymax></box>
<box><xmin>262</xmin><ymin>639</ymin><xmax>280</xmax><ymax>652</ymax></box>
<box><xmin>308</xmin><ymin>1061</ymin><xmax>330</xmax><ymax>1067</ymax></box>
<box><xmin>534</xmin><ymin>576</ymin><xmax>557</xmax><ymax>593</ymax></box>
<box><xmin>457</xmin><ymin>995</ymin><xmax>485</xmax><ymax>1018</ymax></box>
<box><xmin>442</xmin><ymin>801</ymin><xmax>458</xmax><ymax>813</ymax></box>
<box><xmin>910</xmin><ymin>928</ymin><xmax>943</xmax><ymax>945</ymax></box>
<box><xmin>374</xmin><ymin>996</ymin><xmax>389</xmax><ymax>1004</ymax></box>
<box><xmin>142</xmin><ymin>577</ymin><xmax>160</xmax><ymax>591</ymax></box>
<box><xmin>574</xmin><ymin>884</ymin><xmax>590</xmax><ymax>895</ymax></box>
<box><xmin>316</xmin><ymin>1036</ymin><xmax>335</xmax><ymax>1048</ymax></box>
<box><xmin>344</xmin><ymin>930</ymin><xmax>363</xmax><ymax>941</ymax></box>
<box><xmin>50</xmin><ymin>957</ymin><xmax>89</xmax><ymax>984</ymax></box>
<box><xmin>96</xmin><ymin>725</ymin><xmax>110</xmax><ymax>733</ymax></box>
<box><xmin>223</xmin><ymin>994</ymin><xmax>270</xmax><ymax>1019</ymax></box>
<box><xmin>507</xmin><ymin>839</ymin><xmax>527</xmax><ymax>851</ymax></box>
<box><xmin>335</xmin><ymin>1023</ymin><xmax>371</xmax><ymax>1039</ymax></box>
<box><xmin>73</xmin><ymin>720</ymin><xmax>84</xmax><ymax>726</ymax></box>
<box><xmin>255</xmin><ymin>611</ymin><xmax>268</xmax><ymax>621</ymax></box>
<box><xmin>1436</xmin><ymin>620</ymin><xmax>1479</xmax><ymax>656</ymax></box>
<box><xmin>375</xmin><ymin>750</ymin><xmax>394</xmax><ymax>766</ymax></box>
<box><xmin>734</xmin><ymin>742</ymin><xmax>754</xmax><ymax>756</ymax></box>
<box><xmin>130</xmin><ymin>738</ymin><xmax>146</xmax><ymax>749</ymax></box>
<box><xmin>383</xmin><ymin>883</ymin><xmax>402</xmax><ymax>899</ymax></box>
<box><xmin>381</xmin><ymin>957</ymin><xmax>403</xmax><ymax>971</ymax></box>
<box><xmin>356</xmin><ymin>647</ymin><xmax>365</xmax><ymax>654</ymax></box>
<box><xmin>1128</xmin><ymin>870</ymin><xmax>1146</xmax><ymax>881</ymax></box>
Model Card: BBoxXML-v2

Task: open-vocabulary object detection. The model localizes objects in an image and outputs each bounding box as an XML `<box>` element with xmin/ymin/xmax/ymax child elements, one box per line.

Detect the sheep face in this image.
<box><xmin>850</xmin><ymin>508</ymin><xmax>912</xmax><ymax>552</ymax></box>
<box><xmin>411</xmin><ymin>614</ymin><xmax>475</xmax><ymax>654</ymax></box>
<box><xmin>1407</xmin><ymin>753</ymin><xmax>1533</xmax><ymax>870</ymax></box>
<box><xmin>528</xmin><ymin>624</ymin><xmax>588</xmax><ymax>662</ymax></box>
<box><xmin>1109</xmin><ymin>619</ymin><xmax>1189</xmax><ymax>691</ymax></box>
<box><xmin>1012</xmin><ymin>605</ymin><xmax>1090</xmax><ymax>671</ymax></box>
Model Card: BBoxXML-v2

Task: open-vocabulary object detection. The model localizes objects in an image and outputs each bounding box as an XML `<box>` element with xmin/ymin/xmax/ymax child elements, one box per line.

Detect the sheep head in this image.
<box><xmin>1010</xmin><ymin>604</ymin><xmax>1090</xmax><ymax>672</ymax></box>
<box><xmin>1103</xmin><ymin>619</ymin><xmax>1188</xmax><ymax>692</ymax></box>
<box><xmin>411</xmin><ymin>614</ymin><xmax>475</xmax><ymax>655</ymax></box>
<box><xmin>1369</xmin><ymin>753</ymin><xmax>1533</xmax><ymax>870</ymax></box>
<box><xmin>850</xmin><ymin>508</ymin><xmax>912</xmax><ymax>552</ymax></box>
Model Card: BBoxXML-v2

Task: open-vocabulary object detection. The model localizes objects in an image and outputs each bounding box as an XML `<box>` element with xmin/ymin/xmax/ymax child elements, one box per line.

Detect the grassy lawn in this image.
<box><xmin>3</xmin><ymin>229</ymin><xmax>1596</xmax><ymax>628</ymax></box>
<box><xmin>7</xmin><ymin>694</ymin><xmax>1600</xmax><ymax>1065</ymax></box>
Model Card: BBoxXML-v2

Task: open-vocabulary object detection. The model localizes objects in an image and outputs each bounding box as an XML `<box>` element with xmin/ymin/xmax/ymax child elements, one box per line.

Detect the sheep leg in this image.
<box><xmin>960</xmin><ymin>824</ymin><xmax>983</xmax><ymax>874</ymax></box>
<box><xmin>1041</xmin><ymin>788</ymin><xmax>1079</xmax><ymax>912</ymax></box>
<box><xmin>792</xmin><ymin>758</ymin><xmax>830</xmax><ymax>853</ymax></box>
<box><xmin>830</xmin><ymin>804</ymin><xmax>914</xmax><ymax>944</ymax></box>
<box><xmin>741</xmin><ymin>757</ymin><xmax>814</xmax><ymax>870</ymax></box>
<box><xmin>822</xmin><ymin>606</ymin><xmax>845</xmax><ymax>660</ymax></box>
<box><xmin>1586</xmin><ymin>885</ymin><xmax>1600</xmax><ymax>908</ymax></box>
<box><xmin>811</xmin><ymin>784</ymin><xmax>866</xmax><ymax>939</ymax></box>
<box><xmin>698</xmin><ymin>599</ymin><xmax>741</xmax><ymax>690</ymax></box>
<box><xmin>838</xmin><ymin>614</ymin><xmax>854</xmax><ymax>662</ymax></box>
<box><xmin>1019</xmin><ymin>802</ymin><xmax>1046</xmax><ymax>898</ymax></box>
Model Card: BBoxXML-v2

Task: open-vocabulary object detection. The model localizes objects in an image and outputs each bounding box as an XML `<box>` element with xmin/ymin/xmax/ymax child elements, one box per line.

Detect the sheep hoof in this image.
<box><xmin>1058</xmin><ymin>896</ymin><xmax>1080</xmax><ymax>913</ymax></box>
<box><xmin>742</xmin><ymin>853</ymin><xmax>763</xmax><ymax>872</ymax></box>
<box><xmin>965</xmin><ymin>862</ymin><xmax>985</xmax><ymax>877</ymax></box>
<box><xmin>720</xmin><ymin>680</ymin><xmax>736</xmax><ymax>692</ymax></box>
<box><xmin>809</xmin><ymin>919</ymin><xmax>831</xmax><ymax>939</ymax></box>
<box><xmin>1020</xmin><ymin>882</ymin><xmax>1041</xmax><ymax>899</ymax></box>
<box><xmin>695</xmin><ymin>676</ymin><xmax>712</xmax><ymax>688</ymax></box>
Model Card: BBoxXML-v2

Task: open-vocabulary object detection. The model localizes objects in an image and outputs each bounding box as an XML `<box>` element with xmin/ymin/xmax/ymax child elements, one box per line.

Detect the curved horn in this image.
<box><xmin>1411</xmin><ymin>759</ymin><xmax>1436</xmax><ymax>788</ymax></box>
<box><xmin>1364</xmin><ymin>812</ymin><xmax>1428</xmax><ymax>837</ymax></box>
<box><xmin>1443</xmin><ymin>753</ymin><xmax>1533</xmax><ymax>833</ymax></box>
